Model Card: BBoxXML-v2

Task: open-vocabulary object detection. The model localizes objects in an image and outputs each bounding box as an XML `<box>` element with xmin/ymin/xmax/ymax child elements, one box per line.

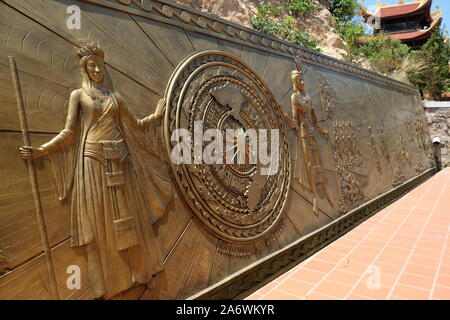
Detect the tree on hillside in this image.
<box><xmin>329</xmin><ymin>0</ymin><xmax>359</xmax><ymax>22</ymax></box>
<box><xmin>360</xmin><ymin>32</ymin><xmax>410</xmax><ymax>75</ymax></box>
<box><xmin>328</xmin><ymin>0</ymin><xmax>368</xmax><ymax>62</ymax></box>
<box><xmin>408</xmin><ymin>29</ymin><xmax>450</xmax><ymax>100</ymax></box>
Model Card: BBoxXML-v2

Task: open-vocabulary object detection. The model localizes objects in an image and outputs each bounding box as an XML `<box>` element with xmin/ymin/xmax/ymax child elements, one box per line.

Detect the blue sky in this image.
<box><xmin>362</xmin><ymin>0</ymin><xmax>449</xmax><ymax>34</ymax></box>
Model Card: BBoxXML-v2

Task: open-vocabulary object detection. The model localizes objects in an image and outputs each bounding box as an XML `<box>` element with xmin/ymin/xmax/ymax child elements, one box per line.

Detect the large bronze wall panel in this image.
<box><xmin>0</xmin><ymin>132</ymin><xmax>72</xmax><ymax>270</ymax></box>
<box><xmin>0</xmin><ymin>0</ymin><xmax>434</xmax><ymax>299</ymax></box>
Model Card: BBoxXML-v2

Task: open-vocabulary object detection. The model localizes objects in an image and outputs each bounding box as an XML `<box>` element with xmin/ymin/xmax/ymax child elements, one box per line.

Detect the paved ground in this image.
<box><xmin>246</xmin><ymin>168</ymin><xmax>450</xmax><ymax>300</ymax></box>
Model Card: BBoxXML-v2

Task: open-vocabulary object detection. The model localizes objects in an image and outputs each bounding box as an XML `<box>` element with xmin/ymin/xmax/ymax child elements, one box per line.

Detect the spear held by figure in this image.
<box><xmin>9</xmin><ymin>56</ymin><xmax>60</xmax><ymax>299</ymax></box>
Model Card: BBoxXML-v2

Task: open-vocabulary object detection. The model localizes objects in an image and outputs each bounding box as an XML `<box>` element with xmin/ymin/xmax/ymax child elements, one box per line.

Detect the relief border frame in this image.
<box><xmin>77</xmin><ymin>0</ymin><xmax>418</xmax><ymax>95</ymax></box>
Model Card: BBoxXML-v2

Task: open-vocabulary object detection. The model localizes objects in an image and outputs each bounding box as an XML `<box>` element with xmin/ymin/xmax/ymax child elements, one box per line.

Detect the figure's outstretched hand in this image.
<box><xmin>154</xmin><ymin>98</ymin><xmax>166</xmax><ymax>120</ymax></box>
<box><xmin>19</xmin><ymin>146</ymin><xmax>46</xmax><ymax>160</ymax></box>
<box><xmin>290</xmin><ymin>119</ymin><xmax>299</xmax><ymax>130</ymax></box>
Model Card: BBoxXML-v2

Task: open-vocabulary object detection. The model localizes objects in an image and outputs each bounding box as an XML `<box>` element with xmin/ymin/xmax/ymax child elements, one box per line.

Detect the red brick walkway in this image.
<box><xmin>246</xmin><ymin>168</ymin><xmax>450</xmax><ymax>300</ymax></box>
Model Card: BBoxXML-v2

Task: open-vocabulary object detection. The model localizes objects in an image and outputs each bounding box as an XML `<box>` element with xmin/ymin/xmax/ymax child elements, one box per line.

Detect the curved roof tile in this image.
<box><xmin>362</xmin><ymin>0</ymin><xmax>432</xmax><ymax>20</ymax></box>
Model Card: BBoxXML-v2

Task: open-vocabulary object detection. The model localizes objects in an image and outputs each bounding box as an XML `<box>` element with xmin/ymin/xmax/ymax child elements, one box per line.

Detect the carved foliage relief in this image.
<box><xmin>317</xmin><ymin>72</ymin><xmax>337</xmax><ymax>120</ymax></box>
<box><xmin>315</xmin><ymin>73</ymin><xmax>432</xmax><ymax>210</ymax></box>
<box><xmin>332</xmin><ymin>120</ymin><xmax>367</xmax><ymax>212</ymax></box>
<box><xmin>315</xmin><ymin>71</ymin><xmax>368</xmax><ymax>213</ymax></box>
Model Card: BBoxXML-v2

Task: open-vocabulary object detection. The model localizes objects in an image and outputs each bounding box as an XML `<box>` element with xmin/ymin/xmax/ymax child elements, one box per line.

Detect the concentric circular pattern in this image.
<box><xmin>163</xmin><ymin>51</ymin><xmax>291</xmax><ymax>243</ymax></box>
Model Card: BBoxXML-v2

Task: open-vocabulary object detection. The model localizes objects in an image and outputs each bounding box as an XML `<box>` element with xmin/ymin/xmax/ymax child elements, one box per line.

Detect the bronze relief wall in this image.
<box><xmin>0</xmin><ymin>0</ymin><xmax>435</xmax><ymax>299</ymax></box>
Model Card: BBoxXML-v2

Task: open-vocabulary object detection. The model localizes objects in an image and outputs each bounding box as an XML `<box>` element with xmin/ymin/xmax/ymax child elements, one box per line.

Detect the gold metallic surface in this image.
<box><xmin>0</xmin><ymin>0</ymin><xmax>435</xmax><ymax>300</ymax></box>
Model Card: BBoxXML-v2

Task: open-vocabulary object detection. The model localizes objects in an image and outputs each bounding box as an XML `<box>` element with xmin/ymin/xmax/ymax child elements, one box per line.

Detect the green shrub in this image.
<box><xmin>258</xmin><ymin>2</ymin><xmax>283</xmax><ymax>17</ymax></box>
<box><xmin>329</xmin><ymin>0</ymin><xmax>360</xmax><ymax>23</ymax></box>
<box><xmin>360</xmin><ymin>33</ymin><xmax>410</xmax><ymax>75</ymax></box>
<box><xmin>251</xmin><ymin>3</ymin><xmax>282</xmax><ymax>35</ymax></box>
<box><xmin>284</xmin><ymin>16</ymin><xmax>320</xmax><ymax>49</ymax></box>
<box><xmin>287</xmin><ymin>0</ymin><xmax>318</xmax><ymax>17</ymax></box>
<box><xmin>329</xmin><ymin>0</ymin><xmax>365</xmax><ymax>63</ymax></box>
<box><xmin>336</xmin><ymin>20</ymin><xmax>365</xmax><ymax>61</ymax></box>
<box><xmin>251</xmin><ymin>3</ymin><xmax>321</xmax><ymax>51</ymax></box>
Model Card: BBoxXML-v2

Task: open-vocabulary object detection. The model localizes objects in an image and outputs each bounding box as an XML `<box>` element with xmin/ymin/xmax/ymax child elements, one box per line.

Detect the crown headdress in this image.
<box><xmin>292</xmin><ymin>56</ymin><xmax>303</xmax><ymax>76</ymax></box>
<box><xmin>77</xmin><ymin>42</ymin><xmax>104</xmax><ymax>59</ymax></box>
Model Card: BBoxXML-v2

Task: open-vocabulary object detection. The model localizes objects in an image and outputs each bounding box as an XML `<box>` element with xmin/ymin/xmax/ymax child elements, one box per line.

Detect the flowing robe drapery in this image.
<box><xmin>42</xmin><ymin>89</ymin><xmax>173</xmax><ymax>298</ymax></box>
<box><xmin>292</xmin><ymin>92</ymin><xmax>326</xmax><ymax>188</ymax></box>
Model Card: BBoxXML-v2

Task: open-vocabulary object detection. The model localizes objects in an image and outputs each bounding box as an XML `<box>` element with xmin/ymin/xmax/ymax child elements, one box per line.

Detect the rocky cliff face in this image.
<box><xmin>176</xmin><ymin>0</ymin><xmax>347</xmax><ymax>59</ymax></box>
<box><xmin>176</xmin><ymin>0</ymin><xmax>259</xmax><ymax>28</ymax></box>
<box><xmin>425</xmin><ymin>108</ymin><xmax>450</xmax><ymax>166</ymax></box>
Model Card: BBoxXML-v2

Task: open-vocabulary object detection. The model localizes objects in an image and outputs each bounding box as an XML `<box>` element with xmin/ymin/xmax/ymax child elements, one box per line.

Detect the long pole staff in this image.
<box><xmin>8</xmin><ymin>56</ymin><xmax>60</xmax><ymax>300</ymax></box>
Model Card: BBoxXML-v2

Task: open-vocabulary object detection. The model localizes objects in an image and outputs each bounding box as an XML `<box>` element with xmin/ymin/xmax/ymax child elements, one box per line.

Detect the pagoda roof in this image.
<box><xmin>389</xmin><ymin>9</ymin><xmax>442</xmax><ymax>41</ymax></box>
<box><xmin>359</xmin><ymin>7</ymin><xmax>442</xmax><ymax>44</ymax></box>
<box><xmin>362</xmin><ymin>0</ymin><xmax>432</xmax><ymax>20</ymax></box>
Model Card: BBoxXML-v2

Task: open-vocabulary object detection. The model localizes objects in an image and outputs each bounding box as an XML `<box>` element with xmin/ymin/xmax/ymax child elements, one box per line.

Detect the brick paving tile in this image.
<box><xmin>353</xmin><ymin>245</ymin><xmax>382</xmax><ymax>256</ymax></box>
<box><xmin>275</xmin><ymin>270</ymin><xmax>294</xmax><ymax>282</ymax></box>
<box><xmin>346</xmin><ymin>294</ymin><xmax>374</xmax><ymax>300</ymax></box>
<box><xmin>398</xmin><ymin>273</ymin><xmax>434</xmax><ymax>290</ymax></box>
<box><xmin>336</xmin><ymin>260</ymin><xmax>370</xmax><ymax>274</ymax></box>
<box><xmin>246</xmin><ymin>169</ymin><xmax>450</xmax><ymax>300</ymax></box>
<box><xmin>370</xmin><ymin>262</ymin><xmax>404</xmax><ymax>277</ymax></box>
<box><xmin>350</xmin><ymin>282</ymin><xmax>391</xmax><ymax>300</ymax></box>
<box><xmin>390</xmin><ymin>284</ymin><xmax>430</xmax><ymax>300</ymax></box>
<box><xmin>346</xmin><ymin>252</ymin><xmax>376</xmax><ymax>264</ymax></box>
<box><xmin>389</xmin><ymin>295</ymin><xmax>409</xmax><ymax>300</ymax></box>
<box><xmin>275</xmin><ymin>279</ymin><xmax>315</xmax><ymax>298</ymax></box>
<box><xmin>413</xmin><ymin>248</ymin><xmax>441</xmax><ymax>259</ymax></box>
<box><xmin>360</xmin><ymin>239</ymin><xmax>386</xmax><ymax>249</ymax></box>
<box><xmin>431</xmin><ymin>285</ymin><xmax>450</xmax><ymax>299</ymax></box>
<box><xmin>403</xmin><ymin>263</ymin><xmax>436</xmax><ymax>277</ymax></box>
<box><xmin>263</xmin><ymin>290</ymin><xmax>299</xmax><ymax>300</ymax></box>
<box><xmin>375</xmin><ymin>253</ymin><xmax>408</xmax><ymax>266</ymax></box>
<box><xmin>302</xmin><ymin>260</ymin><xmax>335</xmax><ymax>273</ymax></box>
<box><xmin>436</xmin><ymin>274</ymin><xmax>450</xmax><ymax>288</ymax></box>
<box><xmin>246</xmin><ymin>293</ymin><xmax>263</xmax><ymax>300</ymax></box>
<box><xmin>409</xmin><ymin>254</ymin><xmax>440</xmax><ymax>267</ymax></box>
<box><xmin>382</xmin><ymin>246</ymin><xmax>411</xmax><ymax>258</ymax></box>
<box><xmin>310</xmin><ymin>280</ymin><xmax>353</xmax><ymax>299</ymax></box>
<box><xmin>303</xmin><ymin>292</ymin><xmax>337</xmax><ymax>300</ymax></box>
<box><xmin>255</xmin><ymin>281</ymin><xmax>279</xmax><ymax>295</ymax></box>
<box><xmin>324</xmin><ymin>270</ymin><xmax>361</xmax><ymax>286</ymax></box>
<box><xmin>360</xmin><ymin>272</ymin><xmax>397</xmax><ymax>289</ymax></box>
<box><xmin>324</xmin><ymin>245</ymin><xmax>354</xmax><ymax>255</ymax></box>
<box><xmin>291</xmin><ymin>268</ymin><xmax>326</xmax><ymax>284</ymax></box>
<box><xmin>313</xmin><ymin>251</ymin><xmax>346</xmax><ymax>263</ymax></box>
